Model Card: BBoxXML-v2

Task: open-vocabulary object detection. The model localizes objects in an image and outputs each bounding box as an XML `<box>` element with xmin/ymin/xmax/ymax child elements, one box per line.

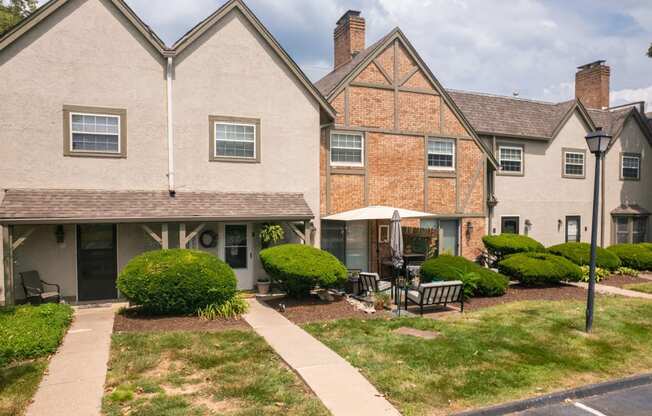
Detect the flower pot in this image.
<box><xmin>257</xmin><ymin>281</ymin><xmax>271</xmax><ymax>295</ymax></box>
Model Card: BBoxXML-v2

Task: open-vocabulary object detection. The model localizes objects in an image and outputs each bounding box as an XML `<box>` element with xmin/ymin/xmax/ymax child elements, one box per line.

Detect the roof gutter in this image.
<box><xmin>166</xmin><ymin>55</ymin><xmax>175</xmax><ymax>195</ymax></box>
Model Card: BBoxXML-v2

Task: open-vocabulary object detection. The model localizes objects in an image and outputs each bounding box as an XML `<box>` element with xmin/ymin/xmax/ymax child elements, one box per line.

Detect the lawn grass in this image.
<box><xmin>304</xmin><ymin>297</ymin><xmax>652</xmax><ymax>416</ymax></box>
<box><xmin>0</xmin><ymin>304</ymin><xmax>73</xmax><ymax>416</ymax></box>
<box><xmin>624</xmin><ymin>282</ymin><xmax>652</xmax><ymax>294</ymax></box>
<box><xmin>103</xmin><ymin>330</ymin><xmax>329</xmax><ymax>416</ymax></box>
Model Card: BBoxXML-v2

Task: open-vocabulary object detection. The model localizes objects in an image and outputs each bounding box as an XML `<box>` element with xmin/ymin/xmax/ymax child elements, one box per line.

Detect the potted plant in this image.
<box><xmin>257</xmin><ymin>277</ymin><xmax>271</xmax><ymax>295</ymax></box>
<box><xmin>260</xmin><ymin>223</ymin><xmax>284</xmax><ymax>249</ymax></box>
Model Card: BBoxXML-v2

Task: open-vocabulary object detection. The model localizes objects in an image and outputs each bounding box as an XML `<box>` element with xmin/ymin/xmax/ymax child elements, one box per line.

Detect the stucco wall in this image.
<box><xmin>603</xmin><ymin>116</ymin><xmax>652</xmax><ymax>244</ymax></box>
<box><xmin>0</xmin><ymin>0</ymin><xmax>169</xmax><ymax>191</ymax></box>
<box><xmin>172</xmin><ymin>9</ymin><xmax>322</xmax><ymax>244</ymax></box>
<box><xmin>491</xmin><ymin>111</ymin><xmax>599</xmax><ymax>247</ymax></box>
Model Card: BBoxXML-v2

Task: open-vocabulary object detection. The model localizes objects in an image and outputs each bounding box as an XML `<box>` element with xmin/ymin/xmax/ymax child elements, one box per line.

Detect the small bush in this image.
<box><xmin>607</xmin><ymin>244</ymin><xmax>652</xmax><ymax>271</ymax></box>
<box><xmin>421</xmin><ymin>255</ymin><xmax>509</xmax><ymax>297</ymax></box>
<box><xmin>548</xmin><ymin>242</ymin><xmax>621</xmax><ymax>270</ymax></box>
<box><xmin>197</xmin><ymin>294</ymin><xmax>249</xmax><ymax>320</ymax></box>
<box><xmin>498</xmin><ymin>252</ymin><xmax>582</xmax><ymax>285</ymax></box>
<box><xmin>117</xmin><ymin>249</ymin><xmax>237</xmax><ymax>315</ymax></box>
<box><xmin>482</xmin><ymin>234</ymin><xmax>545</xmax><ymax>261</ymax></box>
<box><xmin>616</xmin><ymin>266</ymin><xmax>639</xmax><ymax>277</ymax></box>
<box><xmin>579</xmin><ymin>265</ymin><xmax>610</xmax><ymax>283</ymax></box>
<box><xmin>260</xmin><ymin>244</ymin><xmax>347</xmax><ymax>297</ymax></box>
<box><xmin>0</xmin><ymin>303</ymin><xmax>73</xmax><ymax>366</ymax></box>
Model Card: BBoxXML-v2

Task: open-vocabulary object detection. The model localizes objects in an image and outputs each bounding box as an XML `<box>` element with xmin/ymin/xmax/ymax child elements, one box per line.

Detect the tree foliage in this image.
<box><xmin>0</xmin><ymin>0</ymin><xmax>37</xmax><ymax>34</ymax></box>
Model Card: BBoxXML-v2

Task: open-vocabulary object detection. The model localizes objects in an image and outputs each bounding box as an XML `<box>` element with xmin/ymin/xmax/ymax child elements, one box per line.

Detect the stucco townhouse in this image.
<box><xmin>316</xmin><ymin>11</ymin><xmax>498</xmax><ymax>273</ymax></box>
<box><xmin>0</xmin><ymin>0</ymin><xmax>335</xmax><ymax>304</ymax></box>
<box><xmin>449</xmin><ymin>61</ymin><xmax>652</xmax><ymax>247</ymax></box>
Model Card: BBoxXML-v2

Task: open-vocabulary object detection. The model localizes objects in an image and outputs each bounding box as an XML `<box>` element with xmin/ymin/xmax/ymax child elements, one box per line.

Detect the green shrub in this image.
<box><xmin>579</xmin><ymin>265</ymin><xmax>610</xmax><ymax>283</ymax></box>
<box><xmin>0</xmin><ymin>303</ymin><xmax>73</xmax><ymax>366</ymax></box>
<box><xmin>197</xmin><ymin>294</ymin><xmax>250</xmax><ymax>320</ymax></box>
<box><xmin>117</xmin><ymin>249</ymin><xmax>237</xmax><ymax>315</ymax></box>
<box><xmin>548</xmin><ymin>242</ymin><xmax>621</xmax><ymax>270</ymax></box>
<box><xmin>260</xmin><ymin>244</ymin><xmax>347</xmax><ymax>297</ymax></box>
<box><xmin>482</xmin><ymin>234</ymin><xmax>545</xmax><ymax>261</ymax></box>
<box><xmin>498</xmin><ymin>252</ymin><xmax>582</xmax><ymax>285</ymax></box>
<box><xmin>639</xmin><ymin>243</ymin><xmax>652</xmax><ymax>252</ymax></box>
<box><xmin>607</xmin><ymin>244</ymin><xmax>652</xmax><ymax>271</ymax></box>
<box><xmin>421</xmin><ymin>255</ymin><xmax>509</xmax><ymax>297</ymax></box>
<box><xmin>616</xmin><ymin>266</ymin><xmax>639</xmax><ymax>277</ymax></box>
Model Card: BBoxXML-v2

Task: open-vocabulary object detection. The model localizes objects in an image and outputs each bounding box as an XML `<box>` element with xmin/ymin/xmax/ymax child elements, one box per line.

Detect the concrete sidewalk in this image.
<box><xmin>568</xmin><ymin>282</ymin><xmax>652</xmax><ymax>300</ymax></box>
<box><xmin>244</xmin><ymin>299</ymin><xmax>401</xmax><ymax>416</ymax></box>
<box><xmin>26</xmin><ymin>305</ymin><xmax>117</xmax><ymax>416</ymax></box>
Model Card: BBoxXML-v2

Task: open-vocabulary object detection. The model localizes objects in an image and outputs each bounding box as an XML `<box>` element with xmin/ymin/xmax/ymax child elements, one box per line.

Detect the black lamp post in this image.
<box><xmin>584</xmin><ymin>128</ymin><xmax>611</xmax><ymax>333</ymax></box>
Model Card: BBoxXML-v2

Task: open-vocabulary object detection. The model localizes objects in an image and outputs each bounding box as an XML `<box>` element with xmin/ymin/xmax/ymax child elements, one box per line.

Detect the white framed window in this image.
<box><xmin>378</xmin><ymin>225</ymin><xmax>389</xmax><ymax>243</ymax></box>
<box><xmin>563</xmin><ymin>150</ymin><xmax>585</xmax><ymax>177</ymax></box>
<box><xmin>214</xmin><ymin>122</ymin><xmax>256</xmax><ymax>159</ymax></box>
<box><xmin>427</xmin><ymin>138</ymin><xmax>455</xmax><ymax>170</ymax></box>
<box><xmin>621</xmin><ymin>154</ymin><xmax>641</xmax><ymax>180</ymax></box>
<box><xmin>70</xmin><ymin>112</ymin><xmax>120</xmax><ymax>154</ymax></box>
<box><xmin>499</xmin><ymin>145</ymin><xmax>523</xmax><ymax>174</ymax></box>
<box><xmin>330</xmin><ymin>132</ymin><xmax>363</xmax><ymax>166</ymax></box>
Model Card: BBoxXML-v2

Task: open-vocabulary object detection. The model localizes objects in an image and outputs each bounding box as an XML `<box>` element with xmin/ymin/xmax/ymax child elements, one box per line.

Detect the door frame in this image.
<box><xmin>220</xmin><ymin>222</ymin><xmax>253</xmax><ymax>290</ymax></box>
<box><xmin>76</xmin><ymin>224</ymin><xmax>118</xmax><ymax>302</ymax></box>
<box><xmin>565</xmin><ymin>216</ymin><xmax>581</xmax><ymax>242</ymax></box>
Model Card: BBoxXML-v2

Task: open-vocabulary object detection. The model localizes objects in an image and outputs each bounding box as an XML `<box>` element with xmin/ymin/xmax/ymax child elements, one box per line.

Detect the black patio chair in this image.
<box><xmin>358</xmin><ymin>272</ymin><xmax>392</xmax><ymax>297</ymax></box>
<box><xmin>20</xmin><ymin>271</ymin><xmax>61</xmax><ymax>305</ymax></box>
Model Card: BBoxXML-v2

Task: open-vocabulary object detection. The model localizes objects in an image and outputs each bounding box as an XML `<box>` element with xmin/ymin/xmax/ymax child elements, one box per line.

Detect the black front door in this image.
<box><xmin>77</xmin><ymin>224</ymin><xmax>117</xmax><ymax>301</ymax></box>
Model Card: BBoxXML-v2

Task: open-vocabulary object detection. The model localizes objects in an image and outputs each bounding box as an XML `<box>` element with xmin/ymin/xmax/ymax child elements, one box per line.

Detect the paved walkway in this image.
<box><xmin>26</xmin><ymin>305</ymin><xmax>117</xmax><ymax>416</ymax></box>
<box><xmin>568</xmin><ymin>282</ymin><xmax>652</xmax><ymax>300</ymax></box>
<box><xmin>244</xmin><ymin>299</ymin><xmax>401</xmax><ymax>416</ymax></box>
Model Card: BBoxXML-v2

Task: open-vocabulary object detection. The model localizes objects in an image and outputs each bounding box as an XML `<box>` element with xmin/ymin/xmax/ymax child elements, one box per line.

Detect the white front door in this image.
<box><xmin>221</xmin><ymin>223</ymin><xmax>254</xmax><ymax>290</ymax></box>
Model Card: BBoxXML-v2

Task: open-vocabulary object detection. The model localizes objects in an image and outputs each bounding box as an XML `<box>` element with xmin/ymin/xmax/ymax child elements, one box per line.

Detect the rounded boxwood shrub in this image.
<box><xmin>607</xmin><ymin>244</ymin><xmax>652</xmax><ymax>271</ymax></box>
<box><xmin>260</xmin><ymin>244</ymin><xmax>347</xmax><ymax>297</ymax></box>
<box><xmin>497</xmin><ymin>252</ymin><xmax>582</xmax><ymax>285</ymax></box>
<box><xmin>421</xmin><ymin>255</ymin><xmax>508</xmax><ymax>297</ymax></box>
<box><xmin>482</xmin><ymin>234</ymin><xmax>545</xmax><ymax>261</ymax></box>
<box><xmin>117</xmin><ymin>249</ymin><xmax>237</xmax><ymax>315</ymax></box>
<box><xmin>548</xmin><ymin>242</ymin><xmax>621</xmax><ymax>270</ymax></box>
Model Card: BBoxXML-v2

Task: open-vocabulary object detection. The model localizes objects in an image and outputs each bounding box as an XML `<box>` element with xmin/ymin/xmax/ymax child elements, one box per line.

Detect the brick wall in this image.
<box><xmin>460</xmin><ymin>217</ymin><xmax>486</xmax><ymax>260</ymax></box>
<box><xmin>330</xmin><ymin>173</ymin><xmax>365</xmax><ymax>213</ymax></box>
<box><xmin>575</xmin><ymin>63</ymin><xmax>610</xmax><ymax>109</ymax></box>
<box><xmin>349</xmin><ymin>86</ymin><xmax>393</xmax><ymax>129</ymax></box>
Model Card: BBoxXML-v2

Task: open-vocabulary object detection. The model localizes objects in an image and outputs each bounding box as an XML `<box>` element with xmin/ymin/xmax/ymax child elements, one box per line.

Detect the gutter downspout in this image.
<box><xmin>166</xmin><ymin>56</ymin><xmax>175</xmax><ymax>196</ymax></box>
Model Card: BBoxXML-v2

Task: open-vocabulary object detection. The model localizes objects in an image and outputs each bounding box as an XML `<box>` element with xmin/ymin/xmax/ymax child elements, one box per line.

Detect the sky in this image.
<box><xmin>40</xmin><ymin>0</ymin><xmax>652</xmax><ymax>109</ymax></box>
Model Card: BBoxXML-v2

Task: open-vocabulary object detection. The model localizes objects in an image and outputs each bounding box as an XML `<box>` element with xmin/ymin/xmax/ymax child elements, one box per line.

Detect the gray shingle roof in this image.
<box><xmin>0</xmin><ymin>189</ymin><xmax>313</xmax><ymax>223</ymax></box>
<box><xmin>447</xmin><ymin>90</ymin><xmax>576</xmax><ymax>139</ymax></box>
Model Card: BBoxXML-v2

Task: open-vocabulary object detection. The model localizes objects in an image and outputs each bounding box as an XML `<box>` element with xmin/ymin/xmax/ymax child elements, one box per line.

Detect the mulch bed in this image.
<box><xmin>113</xmin><ymin>309</ymin><xmax>250</xmax><ymax>333</ymax></box>
<box><xmin>264</xmin><ymin>297</ymin><xmax>385</xmax><ymax>324</ymax></box>
<box><xmin>462</xmin><ymin>283</ymin><xmax>589</xmax><ymax>312</ymax></box>
<box><xmin>599</xmin><ymin>274</ymin><xmax>652</xmax><ymax>289</ymax></box>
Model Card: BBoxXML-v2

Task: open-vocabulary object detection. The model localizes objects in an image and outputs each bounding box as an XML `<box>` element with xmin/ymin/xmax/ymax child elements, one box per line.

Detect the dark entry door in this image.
<box><xmin>77</xmin><ymin>224</ymin><xmax>117</xmax><ymax>301</ymax></box>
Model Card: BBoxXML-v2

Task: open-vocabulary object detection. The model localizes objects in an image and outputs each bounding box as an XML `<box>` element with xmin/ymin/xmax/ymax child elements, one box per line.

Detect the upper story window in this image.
<box><xmin>209</xmin><ymin>116</ymin><xmax>260</xmax><ymax>162</ymax></box>
<box><xmin>63</xmin><ymin>105</ymin><xmax>126</xmax><ymax>158</ymax></box>
<box><xmin>563</xmin><ymin>149</ymin><xmax>585</xmax><ymax>178</ymax></box>
<box><xmin>331</xmin><ymin>132</ymin><xmax>363</xmax><ymax>166</ymax></box>
<box><xmin>427</xmin><ymin>138</ymin><xmax>455</xmax><ymax>170</ymax></box>
<box><xmin>621</xmin><ymin>153</ymin><xmax>641</xmax><ymax>180</ymax></box>
<box><xmin>498</xmin><ymin>145</ymin><xmax>523</xmax><ymax>174</ymax></box>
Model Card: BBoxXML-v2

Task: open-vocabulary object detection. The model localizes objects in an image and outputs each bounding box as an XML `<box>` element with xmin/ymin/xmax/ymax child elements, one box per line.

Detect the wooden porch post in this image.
<box><xmin>2</xmin><ymin>225</ymin><xmax>15</xmax><ymax>306</ymax></box>
<box><xmin>161</xmin><ymin>224</ymin><xmax>169</xmax><ymax>249</ymax></box>
<box><xmin>179</xmin><ymin>223</ymin><xmax>186</xmax><ymax>248</ymax></box>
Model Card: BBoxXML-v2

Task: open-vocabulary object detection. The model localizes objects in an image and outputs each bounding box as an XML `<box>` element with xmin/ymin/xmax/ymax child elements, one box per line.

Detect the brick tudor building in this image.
<box><xmin>316</xmin><ymin>11</ymin><xmax>498</xmax><ymax>271</ymax></box>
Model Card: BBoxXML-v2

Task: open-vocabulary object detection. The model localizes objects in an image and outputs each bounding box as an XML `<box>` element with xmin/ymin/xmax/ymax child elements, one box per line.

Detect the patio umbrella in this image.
<box><xmin>390</xmin><ymin>210</ymin><xmax>404</xmax><ymax>315</ymax></box>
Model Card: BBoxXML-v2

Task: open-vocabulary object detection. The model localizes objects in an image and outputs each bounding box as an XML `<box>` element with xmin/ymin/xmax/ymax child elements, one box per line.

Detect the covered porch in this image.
<box><xmin>0</xmin><ymin>189</ymin><xmax>314</xmax><ymax>305</ymax></box>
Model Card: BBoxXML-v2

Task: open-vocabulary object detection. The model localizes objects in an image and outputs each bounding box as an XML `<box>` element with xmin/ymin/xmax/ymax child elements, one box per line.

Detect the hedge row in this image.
<box><xmin>482</xmin><ymin>234</ymin><xmax>545</xmax><ymax>260</ymax></box>
<box><xmin>607</xmin><ymin>244</ymin><xmax>652</xmax><ymax>271</ymax></box>
<box><xmin>497</xmin><ymin>252</ymin><xmax>583</xmax><ymax>285</ymax></box>
<box><xmin>421</xmin><ymin>255</ymin><xmax>508</xmax><ymax>297</ymax></box>
<box><xmin>548</xmin><ymin>242</ymin><xmax>621</xmax><ymax>270</ymax></box>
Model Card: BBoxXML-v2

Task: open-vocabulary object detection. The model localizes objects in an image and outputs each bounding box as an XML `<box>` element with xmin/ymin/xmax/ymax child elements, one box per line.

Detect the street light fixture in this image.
<box><xmin>584</xmin><ymin>127</ymin><xmax>611</xmax><ymax>333</ymax></box>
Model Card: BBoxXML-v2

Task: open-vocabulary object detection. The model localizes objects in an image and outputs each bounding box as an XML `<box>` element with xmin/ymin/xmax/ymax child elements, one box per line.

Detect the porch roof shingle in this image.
<box><xmin>0</xmin><ymin>189</ymin><xmax>314</xmax><ymax>224</ymax></box>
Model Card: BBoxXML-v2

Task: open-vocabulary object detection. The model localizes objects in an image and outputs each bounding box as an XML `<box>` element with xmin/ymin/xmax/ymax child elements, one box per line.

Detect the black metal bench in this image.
<box><xmin>405</xmin><ymin>280</ymin><xmax>464</xmax><ymax>315</ymax></box>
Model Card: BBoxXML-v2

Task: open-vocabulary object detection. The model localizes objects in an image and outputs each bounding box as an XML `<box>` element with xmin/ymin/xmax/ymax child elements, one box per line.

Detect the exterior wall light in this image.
<box><xmin>465</xmin><ymin>221</ymin><xmax>474</xmax><ymax>240</ymax></box>
<box><xmin>55</xmin><ymin>225</ymin><xmax>65</xmax><ymax>244</ymax></box>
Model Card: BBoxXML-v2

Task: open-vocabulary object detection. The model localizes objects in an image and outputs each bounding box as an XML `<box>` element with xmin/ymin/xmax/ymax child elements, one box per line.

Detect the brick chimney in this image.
<box><xmin>334</xmin><ymin>10</ymin><xmax>365</xmax><ymax>69</ymax></box>
<box><xmin>575</xmin><ymin>60</ymin><xmax>610</xmax><ymax>109</ymax></box>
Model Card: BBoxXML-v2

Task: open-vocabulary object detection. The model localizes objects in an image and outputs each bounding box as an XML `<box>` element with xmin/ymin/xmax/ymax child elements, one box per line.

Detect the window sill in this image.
<box><xmin>427</xmin><ymin>170</ymin><xmax>456</xmax><ymax>178</ymax></box>
<box><xmin>497</xmin><ymin>171</ymin><xmax>524</xmax><ymax>177</ymax></box>
<box><xmin>331</xmin><ymin>166</ymin><xmax>365</xmax><ymax>175</ymax></box>
<box><xmin>64</xmin><ymin>152</ymin><xmax>126</xmax><ymax>159</ymax></box>
<box><xmin>210</xmin><ymin>156</ymin><xmax>260</xmax><ymax>163</ymax></box>
<box><xmin>562</xmin><ymin>174</ymin><xmax>586</xmax><ymax>179</ymax></box>
<box><xmin>620</xmin><ymin>177</ymin><xmax>641</xmax><ymax>182</ymax></box>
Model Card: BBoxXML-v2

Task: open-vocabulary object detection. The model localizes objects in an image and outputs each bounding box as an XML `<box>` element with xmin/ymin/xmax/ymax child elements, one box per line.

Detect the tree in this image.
<box><xmin>0</xmin><ymin>0</ymin><xmax>37</xmax><ymax>34</ymax></box>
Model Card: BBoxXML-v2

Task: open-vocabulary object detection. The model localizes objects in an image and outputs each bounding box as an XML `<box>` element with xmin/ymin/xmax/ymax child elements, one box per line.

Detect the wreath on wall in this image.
<box><xmin>199</xmin><ymin>230</ymin><xmax>218</xmax><ymax>248</ymax></box>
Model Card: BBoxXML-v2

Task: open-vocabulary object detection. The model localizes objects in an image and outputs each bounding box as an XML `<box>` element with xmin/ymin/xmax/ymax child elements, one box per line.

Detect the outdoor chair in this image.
<box><xmin>405</xmin><ymin>280</ymin><xmax>464</xmax><ymax>315</ymax></box>
<box><xmin>358</xmin><ymin>272</ymin><xmax>392</xmax><ymax>297</ymax></box>
<box><xmin>20</xmin><ymin>271</ymin><xmax>61</xmax><ymax>305</ymax></box>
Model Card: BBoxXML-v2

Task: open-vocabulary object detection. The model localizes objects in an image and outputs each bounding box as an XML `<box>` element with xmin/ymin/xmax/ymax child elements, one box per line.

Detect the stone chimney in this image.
<box><xmin>575</xmin><ymin>60</ymin><xmax>610</xmax><ymax>109</ymax></box>
<box><xmin>334</xmin><ymin>10</ymin><xmax>365</xmax><ymax>69</ymax></box>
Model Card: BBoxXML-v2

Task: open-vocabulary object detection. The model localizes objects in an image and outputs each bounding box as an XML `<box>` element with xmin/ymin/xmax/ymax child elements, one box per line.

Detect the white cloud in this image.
<box><xmin>612</xmin><ymin>86</ymin><xmax>652</xmax><ymax>111</ymax></box>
